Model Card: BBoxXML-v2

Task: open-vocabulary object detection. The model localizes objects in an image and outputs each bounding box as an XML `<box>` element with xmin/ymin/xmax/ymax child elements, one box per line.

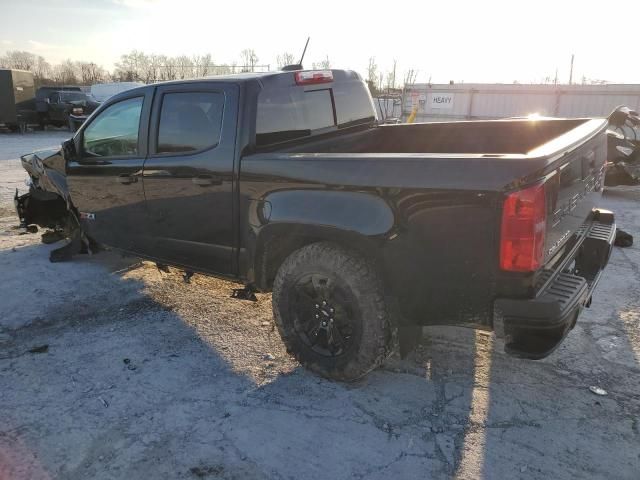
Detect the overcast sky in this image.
<box><xmin>1</xmin><ymin>0</ymin><xmax>639</xmax><ymax>84</ymax></box>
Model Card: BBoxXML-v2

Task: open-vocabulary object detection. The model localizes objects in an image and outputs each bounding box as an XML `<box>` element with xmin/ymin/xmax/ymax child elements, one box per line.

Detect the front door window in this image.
<box><xmin>82</xmin><ymin>97</ymin><xmax>143</xmax><ymax>158</ymax></box>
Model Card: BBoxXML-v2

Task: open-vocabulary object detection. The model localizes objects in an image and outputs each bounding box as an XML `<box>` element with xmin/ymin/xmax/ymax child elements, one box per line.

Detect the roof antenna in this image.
<box><xmin>299</xmin><ymin>37</ymin><xmax>310</xmax><ymax>66</ymax></box>
<box><xmin>281</xmin><ymin>37</ymin><xmax>309</xmax><ymax>71</ymax></box>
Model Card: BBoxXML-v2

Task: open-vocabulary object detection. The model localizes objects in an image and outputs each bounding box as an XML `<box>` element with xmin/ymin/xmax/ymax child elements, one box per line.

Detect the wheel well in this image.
<box><xmin>255</xmin><ymin>231</ymin><xmax>381</xmax><ymax>292</ymax></box>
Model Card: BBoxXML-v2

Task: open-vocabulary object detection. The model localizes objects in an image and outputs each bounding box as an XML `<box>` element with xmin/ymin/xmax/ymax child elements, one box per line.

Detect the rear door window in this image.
<box><xmin>156</xmin><ymin>92</ymin><xmax>224</xmax><ymax>154</ymax></box>
<box><xmin>256</xmin><ymin>88</ymin><xmax>336</xmax><ymax>146</ymax></box>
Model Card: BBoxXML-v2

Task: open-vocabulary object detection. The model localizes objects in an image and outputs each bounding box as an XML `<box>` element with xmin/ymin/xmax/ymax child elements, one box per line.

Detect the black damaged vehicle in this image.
<box><xmin>16</xmin><ymin>68</ymin><xmax>616</xmax><ymax>380</ymax></box>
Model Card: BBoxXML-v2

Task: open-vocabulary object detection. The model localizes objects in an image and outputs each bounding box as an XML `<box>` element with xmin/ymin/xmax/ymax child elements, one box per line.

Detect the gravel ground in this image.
<box><xmin>1</xmin><ymin>131</ymin><xmax>639</xmax><ymax>479</ymax></box>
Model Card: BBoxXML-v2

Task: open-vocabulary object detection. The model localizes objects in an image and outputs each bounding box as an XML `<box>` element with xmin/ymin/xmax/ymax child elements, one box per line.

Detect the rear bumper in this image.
<box><xmin>69</xmin><ymin>114</ymin><xmax>89</xmax><ymax>123</ymax></box>
<box><xmin>494</xmin><ymin>210</ymin><xmax>616</xmax><ymax>359</ymax></box>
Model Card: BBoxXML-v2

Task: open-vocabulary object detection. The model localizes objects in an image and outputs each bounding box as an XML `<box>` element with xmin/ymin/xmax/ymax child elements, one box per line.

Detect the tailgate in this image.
<box><xmin>542</xmin><ymin>122</ymin><xmax>608</xmax><ymax>264</ymax></box>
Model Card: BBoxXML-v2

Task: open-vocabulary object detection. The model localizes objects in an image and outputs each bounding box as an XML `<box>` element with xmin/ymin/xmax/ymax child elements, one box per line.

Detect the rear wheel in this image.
<box><xmin>272</xmin><ymin>242</ymin><xmax>394</xmax><ymax>381</ymax></box>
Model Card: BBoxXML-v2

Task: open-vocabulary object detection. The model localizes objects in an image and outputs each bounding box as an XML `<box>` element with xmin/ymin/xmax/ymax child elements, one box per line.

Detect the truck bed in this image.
<box><xmin>277</xmin><ymin>118</ymin><xmax>592</xmax><ymax>156</ymax></box>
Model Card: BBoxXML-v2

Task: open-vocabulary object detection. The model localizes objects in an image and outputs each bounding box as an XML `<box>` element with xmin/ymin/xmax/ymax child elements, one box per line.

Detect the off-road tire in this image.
<box><xmin>272</xmin><ymin>242</ymin><xmax>395</xmax><ymax>381</ymax></box>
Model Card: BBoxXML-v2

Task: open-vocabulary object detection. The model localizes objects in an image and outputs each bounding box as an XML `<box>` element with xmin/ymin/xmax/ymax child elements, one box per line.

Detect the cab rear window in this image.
<box><xmin>256</xmin><ymin>89</ymin><xmax>335</xmax><ymax>146</ymax></box>
<box><xmin>256</xmin><ymin>79</ymin><xmax>376</xmax><ymax>147</ymax></box>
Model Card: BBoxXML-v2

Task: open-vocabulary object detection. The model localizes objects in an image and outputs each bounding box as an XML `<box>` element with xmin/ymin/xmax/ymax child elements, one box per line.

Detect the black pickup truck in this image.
<box><xmin>17</xmin><ymin>69</ymin><xmax>615</xmax><ymax>380</ymax></box>
<box><xmin>39</xmin><ymin>90</ymin><xmax>100</xmax><ymax>131</ymax></box>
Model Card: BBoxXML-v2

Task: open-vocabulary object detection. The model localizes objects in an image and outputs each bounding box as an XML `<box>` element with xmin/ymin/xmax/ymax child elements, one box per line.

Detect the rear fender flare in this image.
<box><xmin>250</xmin><ymin>189</ymin><xmax>395</xmax><ymax>289</ymax></box>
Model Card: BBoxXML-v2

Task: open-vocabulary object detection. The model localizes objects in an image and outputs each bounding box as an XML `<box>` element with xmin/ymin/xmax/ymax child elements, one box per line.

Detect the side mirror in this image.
<box><xmin>62</xmin><ymin>138</ymin><xmax>77</xmax><ymax>161</ymax></box>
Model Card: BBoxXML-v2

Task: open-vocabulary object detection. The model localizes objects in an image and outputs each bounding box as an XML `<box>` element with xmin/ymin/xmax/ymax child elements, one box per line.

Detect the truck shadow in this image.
<box><xmin>0</xmin><ymin>239</ymin><xmax>467</xmax><ymax>479</ymax></box>
<box><xmin>448</xmin><ymin>244</ymin><xmax>640</xmax><ymax>479</ymax></box>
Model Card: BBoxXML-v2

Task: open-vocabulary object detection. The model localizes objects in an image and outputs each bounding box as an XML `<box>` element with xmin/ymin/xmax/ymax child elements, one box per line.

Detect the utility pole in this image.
<box><xmin>568</xmin><ymin>54</ymin><xmax>574</xmax><ymax>85</ymax></box>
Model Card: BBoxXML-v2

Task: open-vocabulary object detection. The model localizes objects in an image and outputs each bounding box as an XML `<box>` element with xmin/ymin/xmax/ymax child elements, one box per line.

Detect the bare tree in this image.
<box><xmin>32</xmin><ymin>55</ymin><xmax>51</xmax><ymax>80</ymax></box>
<box><xmin>193</xmin><ymin>53</ymin><xmax>212</xmax><ymax>77</ymax></box>
<box><xmin>175</xmin><ymin>55</ymin><xmax>194</xmax><ymax>79</ymax></box>
<box><xmin>384</xmin><ymin>59</ymin><xmax>397</xmax><ymax>90</ymax></box>
<box><xmin>77</xmin><ymin>62</ymin><xmax>105</xmax><ymax>84</ymax></box>
<box><xmin>240</xmin><ymin>49</ymin><xmax>258</xmax><ymax>72</ymax></box>
<box><xmin>366</xmin><ymin>57</ymin><xmax>378</xmax><ymax>94</ymax></box>
<box><xmin>162</xmin><ymin>56</ymin><xmax>178</xmax><ymax>81</ymax></box>
<box><xmin>144</xmin><ymin>54</ymin><xmax>163</xmax><ymax>83</ymax></box>
<box><xmin>403</xmin><ymin>69</ymin><xmax>418</xmax><ymax>88</ymax></box>
<box><xmin>276</xmin><ymin>52</ymin><xmax>296</xmax><ymax>69</ymax></box>
<box><xmin>318</xmin><ymin>55</ymin><xmax>331</xmax><ymax>69</ymax></box>
<box><xmin>51</xmin><ymin>60</ymin><xmax>78</xmax><ymax>85</ymax></box>
<box><xmin>0</xmin><ymin>50</ymin><xmax>37</xmax><ymax>70</ymax></box>
<box><xmin>114</xmin><ymin>50</ymin><xmax>143</xmax><ymax>81</ymax></box>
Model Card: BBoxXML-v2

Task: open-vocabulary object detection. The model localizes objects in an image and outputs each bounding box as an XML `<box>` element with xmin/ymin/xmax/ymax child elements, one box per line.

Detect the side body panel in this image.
<box><xmin>239</xmin><ymin>154</ymin><xmax>498</xmax><ymax>327</ymax></box>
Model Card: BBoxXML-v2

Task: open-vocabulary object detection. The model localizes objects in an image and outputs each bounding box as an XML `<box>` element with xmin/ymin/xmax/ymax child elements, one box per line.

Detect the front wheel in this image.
<box><xmin>272</xmin><ymin>242</ymin><xmax>394</xmax><ymax>381</ymax></box>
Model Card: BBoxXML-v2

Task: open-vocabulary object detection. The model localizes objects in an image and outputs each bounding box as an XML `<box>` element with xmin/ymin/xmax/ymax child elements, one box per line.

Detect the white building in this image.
<box><xmin>403</xmin><ymin>83</ymin><xmax>640</xmax><ymax>121</ymax></box>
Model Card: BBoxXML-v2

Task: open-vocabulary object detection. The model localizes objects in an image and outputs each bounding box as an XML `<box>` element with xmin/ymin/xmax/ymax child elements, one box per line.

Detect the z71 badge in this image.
<box><xmin>79</xmin><ymin>212</ymin><xmax>95</xmax><ymax>221</ymax></box>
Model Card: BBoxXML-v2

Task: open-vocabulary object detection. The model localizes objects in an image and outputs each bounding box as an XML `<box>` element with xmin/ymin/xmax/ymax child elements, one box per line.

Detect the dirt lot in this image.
<box><xmin>1</xmin><ymin>131</ymin><xmax>639</xmax><ymax>479</ymax></box>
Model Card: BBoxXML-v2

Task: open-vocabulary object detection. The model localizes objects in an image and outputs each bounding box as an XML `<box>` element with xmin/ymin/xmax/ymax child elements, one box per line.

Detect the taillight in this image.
<box><xmin>499</xmin><ymin>183</ymin><xmax>547</xmax><ymax>272</ymax></box>
<box><xmin>294</xmin><ymin>70</ymin><xmax>333</xmax><ymax>85</ymax></box>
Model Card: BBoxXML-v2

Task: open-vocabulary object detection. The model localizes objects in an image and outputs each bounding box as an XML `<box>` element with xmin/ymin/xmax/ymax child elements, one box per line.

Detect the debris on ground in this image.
<box><xmin>123</xmin><ymin>358</ymin><xmax>137</xmax><ymax>370</ymax></box>
<box><xmin>190</xmin><ymin>465</ymin><xmax>224</xmax><ymax>477</ymax></box>
<box><xmin>614</xmin><ymin>228</ymin><xmax>634</xmax><ymax>247</ymax></box>
<box><xmin>28</xmin><ymin>344</ymin><xmax>48</xmax><ymax>354</ymax></box>
<box><xmin>589</xmin><ymin>386</ymin><xmax>608</xmax><ymax>396</ymax></box>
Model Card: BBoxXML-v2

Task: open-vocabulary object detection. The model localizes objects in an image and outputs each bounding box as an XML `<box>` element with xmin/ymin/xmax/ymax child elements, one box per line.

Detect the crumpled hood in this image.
<box><xmin>21</xmin><ymin>146</ymin><xmax>71</xmax><ymax>203</ymax></box>
<box><xmin>21</xmin><ymin>147</ymin><xmax>64</xmax><ymax>176</ymax></box>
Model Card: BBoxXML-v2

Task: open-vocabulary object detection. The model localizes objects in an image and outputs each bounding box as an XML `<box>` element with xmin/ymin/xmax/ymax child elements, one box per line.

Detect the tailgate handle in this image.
<box><xmin>116</xmin><ymin>174</ymin><xmax>138</xmax><ymax>185</ymax></box>
<box><xmin>192</xmin><ymin>175</ymin><xmax>221</xmax><ymax>186</ymax></box>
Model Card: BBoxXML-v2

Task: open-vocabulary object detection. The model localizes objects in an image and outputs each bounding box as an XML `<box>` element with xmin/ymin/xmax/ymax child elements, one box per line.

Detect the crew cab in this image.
<box><xmin>17</xmin><ymin>69</ymin><xmax>615</xmax><ymax>380</ymax></box>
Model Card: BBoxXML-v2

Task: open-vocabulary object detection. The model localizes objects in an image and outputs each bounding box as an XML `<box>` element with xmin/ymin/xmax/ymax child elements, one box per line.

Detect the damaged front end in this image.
<box><xmin>16</xmin><ymin>147</ymin><xmax>92</xmax><ymax>261</ymax></box>
<box><xmin>15</xmin><ymin>187</ymin><xmax>68</xmax><ymax>232</ymax></box>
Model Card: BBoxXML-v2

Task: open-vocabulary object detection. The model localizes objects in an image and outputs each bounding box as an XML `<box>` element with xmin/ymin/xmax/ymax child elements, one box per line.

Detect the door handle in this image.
<box><xmin>192</xmin><ymin>175</ymin><xmax>222</xmax><ymax>186</ymax></box>
<box><xmin>116</xmin><ymin>174</ymin><xmax>138</xmax><ymax>185</ymax></box>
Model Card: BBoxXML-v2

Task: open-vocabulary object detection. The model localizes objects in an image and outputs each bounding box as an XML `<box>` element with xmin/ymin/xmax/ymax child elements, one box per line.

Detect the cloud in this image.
<box><xmin>27</xmin><ymin>40</ymin><xmax>60</xmax><ymax>50</ymax></box>
<box><xmin>1</xmin><ymin>40</ymin><xmax>13</xmax><ymax>46</ymax></box>
<box><xmin>111</xmin><ymin>0</ymin><xmax>159</xmax><ymax>8</ymax></box>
